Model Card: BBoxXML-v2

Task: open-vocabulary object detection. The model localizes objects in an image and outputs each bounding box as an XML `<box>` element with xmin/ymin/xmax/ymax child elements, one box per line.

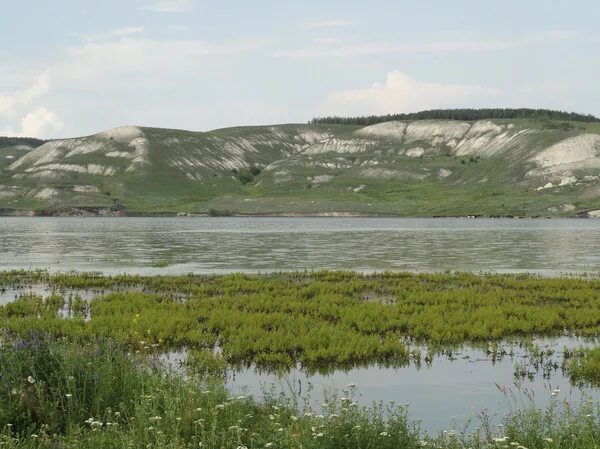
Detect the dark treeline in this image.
<box><xmin>0</xmin><ymin>136</ymin><xmax>48</xmax><ymax>149</ymax></box>
<box><xmin>310</xmin><ymin>108</ymin><xmax>600</xmax><ymax>126</ymax></box>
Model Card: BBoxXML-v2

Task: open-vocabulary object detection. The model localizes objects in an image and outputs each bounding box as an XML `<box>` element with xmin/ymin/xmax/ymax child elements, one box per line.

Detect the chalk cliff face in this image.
<box><xmin>1</xmin><ymin>119</ymin><xmax>600</xmax><ymax>217</ymax></box>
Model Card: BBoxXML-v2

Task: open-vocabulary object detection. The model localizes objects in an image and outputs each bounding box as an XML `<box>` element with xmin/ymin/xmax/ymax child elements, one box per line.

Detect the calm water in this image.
<box><xmin>1</xmin><ymin>217</ymin><xmax>600</xmax><ymax>274</ymax></box>
<box><xmin>164</xmin><ymin>336</ymin><xmax>599</xmax><ymax>434</ymax></box>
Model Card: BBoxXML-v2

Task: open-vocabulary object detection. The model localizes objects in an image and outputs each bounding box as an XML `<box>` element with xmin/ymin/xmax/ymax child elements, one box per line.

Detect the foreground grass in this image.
<box><xmin>1</xmin><ymin>336</ymin><xmax>599</xmax><ymax>449</ymax></box>
<box><xmin>1</xmin><ymin>270</ymin><xmax>600</xmax><ymax>372</ymax></box>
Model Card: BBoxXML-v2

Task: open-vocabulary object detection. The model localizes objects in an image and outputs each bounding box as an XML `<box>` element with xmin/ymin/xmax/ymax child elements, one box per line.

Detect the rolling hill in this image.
<box><xmin>2</xmin><ymin>116</ymin><xmax>600</xmax><ymax>217</ymax></box>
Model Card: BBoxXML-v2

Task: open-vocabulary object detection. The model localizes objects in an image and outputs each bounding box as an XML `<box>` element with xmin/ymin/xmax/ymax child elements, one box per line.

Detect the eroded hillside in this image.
<box><xmin>1</xmin><ymin>119</ymin><xmax>600</xmax><ymax>216</ymax></box>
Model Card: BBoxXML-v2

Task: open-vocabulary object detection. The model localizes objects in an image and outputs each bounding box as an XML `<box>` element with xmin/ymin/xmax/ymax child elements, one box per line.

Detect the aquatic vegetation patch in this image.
<box><xmin>564</xmin><ymin>347</ymin><xmax>600</xmax><ymax>386</ymax></box>
<box><xmin>1</xmin><ymin>271</ymin><xmax>600</xmax><ymax>370</ymax></box>
<box><xmin>151</xmin><ymin>259</ymin><xmax>171</xmax><ymax>268</ymax></box>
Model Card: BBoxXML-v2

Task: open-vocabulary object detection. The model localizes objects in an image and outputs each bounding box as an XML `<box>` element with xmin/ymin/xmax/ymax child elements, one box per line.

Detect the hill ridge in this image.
<box><xmin>1</xmin><ymin>117</ymin><xmax>600</xmax><ymax>217</ymax></box>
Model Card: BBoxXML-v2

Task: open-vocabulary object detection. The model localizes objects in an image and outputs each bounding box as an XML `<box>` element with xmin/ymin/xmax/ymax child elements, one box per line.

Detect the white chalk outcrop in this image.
<box><xmin>531</xmin><ymin>134</ymin><xmax>600</xmax><ymax>168</ymax></box>
<box><xmin>9</xmin><ymin>125</ymin><xmax>149</xmax><ymax>178</ymax></box>
<box><xmin>356</xmin><ymin>121</ymin><xmax>407</xmax><ymax>139</ymax></box>
<box><xmin>404</xmin><ymin>120</ymin><xmax>470</xmax><ymax>145</ymax></box>
<box><xmin>527</xmin><ymin>134</ymin><xmax>600</xmax><ymax>183</ymax></box>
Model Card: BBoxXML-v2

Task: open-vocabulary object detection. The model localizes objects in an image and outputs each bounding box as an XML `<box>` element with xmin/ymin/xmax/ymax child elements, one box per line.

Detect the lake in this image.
<box><xmin>1</xmin><ymin>217</ymin><xmax>600</xmax><ymax>274</ymax></box>
<box><xmin>2</xmin><ymin>216</ymin><xmax>600</xmax><ymax>434</ymax></box>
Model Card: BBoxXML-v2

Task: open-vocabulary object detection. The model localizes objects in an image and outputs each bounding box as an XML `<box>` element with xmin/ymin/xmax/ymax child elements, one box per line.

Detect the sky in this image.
<box><xmin>0</xmin><ymin>0</ymin><xmax>599</xmax><ymax>138</ymax></box>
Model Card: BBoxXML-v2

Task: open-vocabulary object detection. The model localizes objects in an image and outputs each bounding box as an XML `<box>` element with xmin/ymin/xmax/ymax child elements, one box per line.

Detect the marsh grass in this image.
<box><xmin>564</xmin><ymin>347</ymin><xmax>600</xmax><ymax>386</ymax></box>
<box><xmin>1</xmin><ymin>271</ymin><xmax>600</xmax><ymax>372</ymax></box>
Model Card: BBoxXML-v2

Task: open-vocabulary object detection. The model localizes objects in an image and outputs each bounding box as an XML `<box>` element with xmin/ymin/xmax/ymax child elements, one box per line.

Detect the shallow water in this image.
<box><xmin>1</xmin><ymin>217</ymin><xmax>600</xmax><ymax>274</ymax></box>
<box><xmin>0</xmin><ymin>283</ymin><xmax>124</xmax><ymax>306</ymax></box>
<box><xmin>1</xmin><ymin>284</ymin><xmax>598</xmax><ymax>434</ymax></box>
<box><xmin>224</xmin><ymin>337</ymin><xmax>599</xmax><ymax>434</ymax></box>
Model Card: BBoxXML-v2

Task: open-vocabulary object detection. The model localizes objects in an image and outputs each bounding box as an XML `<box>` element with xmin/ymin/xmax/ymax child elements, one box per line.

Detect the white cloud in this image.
<box><xmin>86</xmin><ymin>27</ymin><xmax>143</xmax><ymax>42</ymax></box>
<box><xmin>53</xmin><ymin>37</ymin><xmax>263</xmax><ymax>81</ymax></box>
<box><xmin>0</xmin><ymin>71</ymin><xmax>50</xmax><ymax>117</ymax></box>
<box><xmin>312</xmin><ymin>37</ymin><xmax>343</xmax><ymax>45</ymax></box>
<box><xmin>0</xmin><ymin>34</ymin><xmax>265</xmax><ymax>137</ymax></box>
<box><xmin>307</xmin><ymin>19</ymin><xmax>355</xmax><ymax>29</ymax></box>
<box><xmin>0</xmin><ymin>107</ymin><xmax>63</xmax><ymax>138</ymax></box>
<box><xmin>141</xmin><ymin>0</ymin><xmax>194</xmax><ymax>13</ymax></box>
<box><xmin>317</xmin><ymin>71</ymin><xmax>502</xmax><ymax>116</ymax></box>
<box><xmin>276</xmin><ymin>31</ymin><xmax>579</xmax><ymax>59</ymax></box>
<box><xmin>19</xmin><ymin>107</ymin><xmax>63</xmax><ymax>137</ymax></box>
<box><xmin>0</xmin><ymin>71</ymin><xmax>58</xmax><ymax>138</ymax></box>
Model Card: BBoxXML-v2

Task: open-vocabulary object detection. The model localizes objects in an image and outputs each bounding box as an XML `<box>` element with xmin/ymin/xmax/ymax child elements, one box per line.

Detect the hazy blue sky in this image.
<box><xmin>1</xmin><ymin>0</ymin><xmax>598</xmax><ymax>138</ymax></box>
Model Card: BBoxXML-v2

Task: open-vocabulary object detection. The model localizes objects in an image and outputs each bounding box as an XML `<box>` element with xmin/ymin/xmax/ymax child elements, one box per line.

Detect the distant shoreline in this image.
<box><xmin>0</xmin><ymin>208</ymin><xmax>597</xmax><ymax>219</ymax></box>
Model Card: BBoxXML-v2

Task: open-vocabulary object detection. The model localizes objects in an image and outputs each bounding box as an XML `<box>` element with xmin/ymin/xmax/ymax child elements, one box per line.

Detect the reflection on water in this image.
<box><xmin>1</xmin><ymin>217</ymin><xmax>600</xmax><ymax>274</ymax></box>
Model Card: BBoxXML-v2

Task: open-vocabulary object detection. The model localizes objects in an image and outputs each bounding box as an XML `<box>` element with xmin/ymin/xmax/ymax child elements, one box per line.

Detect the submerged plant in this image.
<box><xmin>151</xmin><ymin>259</ymin><xmax>170</xmax><ymax>268</ymax></box>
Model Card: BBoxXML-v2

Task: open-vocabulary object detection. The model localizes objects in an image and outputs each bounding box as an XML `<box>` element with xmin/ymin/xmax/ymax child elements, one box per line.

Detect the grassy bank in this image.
<box><xmin>1</xmin><ymin>335</ymin><xmax>599</xmax><ymax>449</ymax></box>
